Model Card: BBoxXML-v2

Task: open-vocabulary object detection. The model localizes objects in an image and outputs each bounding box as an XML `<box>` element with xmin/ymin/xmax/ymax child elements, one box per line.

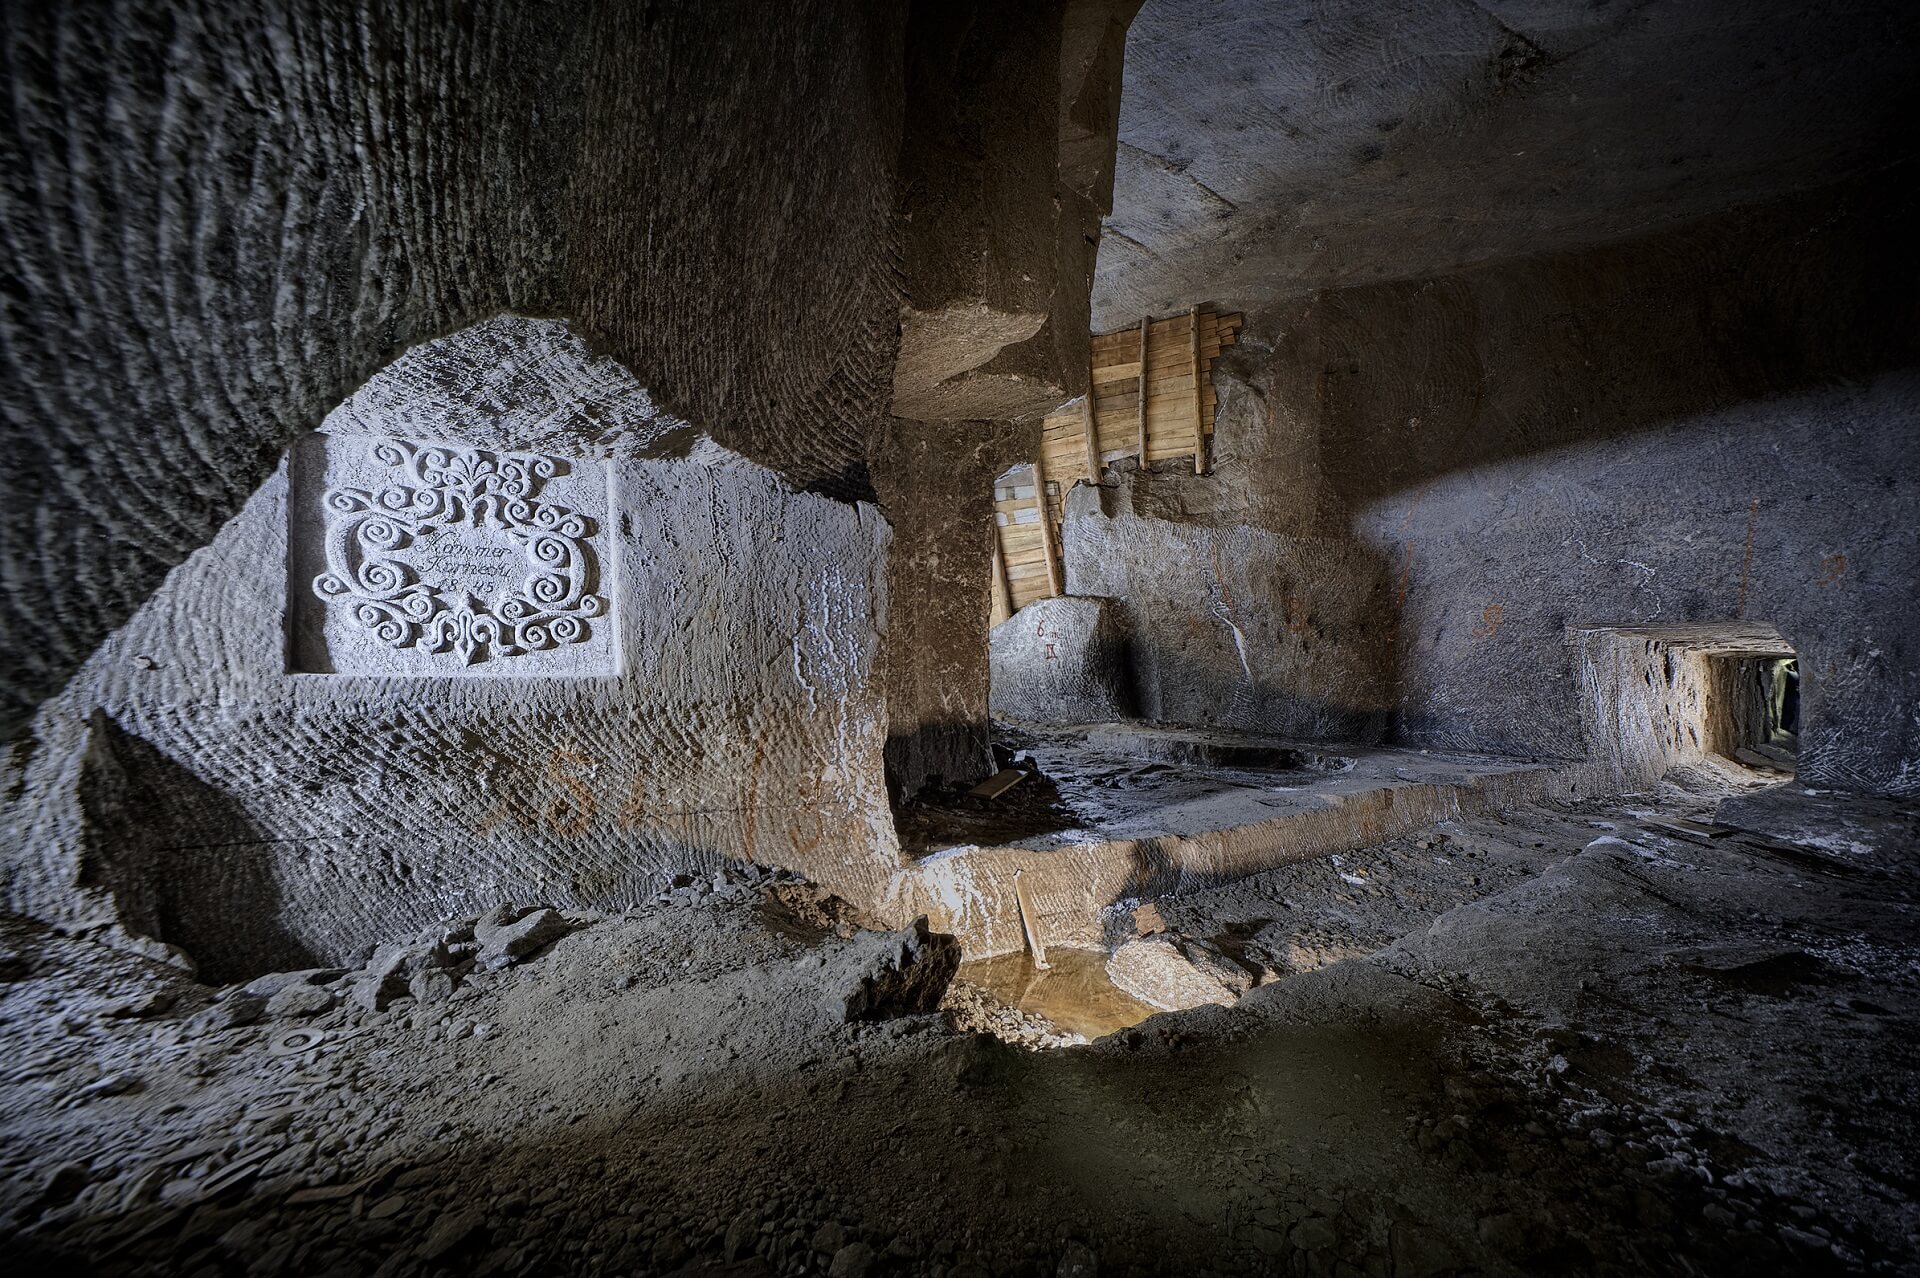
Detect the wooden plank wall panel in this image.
<box><xmin>994</xmin><ymin>306</ymin><xmax>1240</xmax><ymax>615</ymax></box>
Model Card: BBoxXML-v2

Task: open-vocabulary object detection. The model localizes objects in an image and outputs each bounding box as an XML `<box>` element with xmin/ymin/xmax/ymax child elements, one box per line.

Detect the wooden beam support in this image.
<box><xmin>1080</xmin><ymin>390</ymin><xmax>1101</xmax><ymax>483</ymax></box>
<box><xmin>1136</xmin><ymin>315</ymin><xmax>1150</xmax><ymax>464</ymax></box>
<box><xmin>1190</xmin><ymin>304</ymin><xmax>1208</xmax><ymax>475</ymax></box>
<box><xmin>989</xmin><ymin>527</ymin><xmax>1013</xmax><ymax>623</ymax></box>
<box><xmin>1029</xmin><ymin>457</ymin><xmax>1063</xmax><ymax>598</ymax></box>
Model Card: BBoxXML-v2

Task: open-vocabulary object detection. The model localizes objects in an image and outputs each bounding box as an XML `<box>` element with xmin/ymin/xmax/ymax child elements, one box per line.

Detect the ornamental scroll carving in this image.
<box><xmin>312</xmin><ymin>439</ymin><xmax>606</xmax><ymax>665</ymax></box>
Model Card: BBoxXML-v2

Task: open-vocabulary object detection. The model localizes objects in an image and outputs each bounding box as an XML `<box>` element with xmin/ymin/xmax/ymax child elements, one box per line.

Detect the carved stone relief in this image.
<box><xmin>289</xmin><ymin>434</ymin><xmax>617</xmax><ymax>675</ymax></box>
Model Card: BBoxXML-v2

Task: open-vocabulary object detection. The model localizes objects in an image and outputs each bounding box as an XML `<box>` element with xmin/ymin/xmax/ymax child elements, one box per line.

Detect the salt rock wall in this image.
<box><xmin>1070</xmin><ymin>173</ymin><xmax>1920</xmax><ymax>797</ymax></box>
<box><xmin>0</xmin><ymin>0</ymin><xmax>909</xmax><ymax>739</ymax></box>
<box><xmin>1</xmin><ymin>320</ymin><xmax>898</xmax><ymax>980</ymax></box>
<box><xmin>1321</xmin><ymin>179</ymin><xmax>1920</xmax><ymax>796</ymax></box>
<box><xmin>1061</xmin><ymin>480</ymin><xmax>1396</xmax><ymax>743</ymax></box>
<box><xmin>988</xmin><ymin>596</ymin><xmax>1135</xmax><ymax>725</ymax></box>
<box><xmin>871</xmin><ymin>420</ymin><xmax>1033</xmax><ymax>799</ymax></box>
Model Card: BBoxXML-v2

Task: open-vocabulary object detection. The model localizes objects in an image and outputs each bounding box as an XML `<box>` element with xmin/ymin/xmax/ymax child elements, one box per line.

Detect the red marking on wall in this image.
<box><xmin>788</xmin><ymin>802</ymin><xmax>825</xmax><ymax>855</ymax></box>
<box><xmin>1737</xmin><ymin>496</ymin><xmax>1759</xmax><ymax>617</ymax></box>
<box><xmin>1284</xmin><ymin>592</ymin><xmax>1312</xmax><ymax>635</ymax></box>
<box><xmin>1816</xmin><ymin>552</ymin><xmax>1847</xmax><ymax>586</ymax></box>
<box><xmin>543</xmin><ymin>748</ymin><xmax>597</xmax><ymax>836</ymax></box>
<box><xmin>1395</xmin><ymin>542</ymin><xmax>1417</xmax><ymax>609</ymax></box>
<box><xmin>473</xmin><ymin>799</ymin><xmax>512</xmax><ymax>837</ymax></box>
<box><xmin>1043</xmin><ymin>642</ymin><xmax>1057</xmax><ymax>660</ymax></box>
<box><xmin>1471</xmin><ymin>603</ymin><xmax>1505</xmax><ymax>640</ymax></box>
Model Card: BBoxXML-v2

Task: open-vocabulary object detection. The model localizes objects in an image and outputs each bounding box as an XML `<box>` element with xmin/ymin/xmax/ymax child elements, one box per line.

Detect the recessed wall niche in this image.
<box><xmin>287</xmin><ymin>432</ymin><xmax>618</xmax><ymax>675</ymax></box>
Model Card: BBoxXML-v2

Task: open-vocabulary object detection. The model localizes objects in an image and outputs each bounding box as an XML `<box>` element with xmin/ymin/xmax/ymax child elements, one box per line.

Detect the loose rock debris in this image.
<box><xmin>4</xmin><ymin>797</ymin><xmax>1913</xmax><ymax>1275</ymax></box>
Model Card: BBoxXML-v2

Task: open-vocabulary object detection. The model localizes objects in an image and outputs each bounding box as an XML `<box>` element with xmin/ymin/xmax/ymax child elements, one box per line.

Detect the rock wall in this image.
<box><xmin>0</xmin><ymin>0</ymin><xmax>912</xmax><ymax>739</ymax></box>
<box><xmin>1062</xmin><ymin>480</ymin><xmax>1395</xmax><ymax>742</ymax></box>
<box><xmin>871</xmin><ymin>420</ymin><xmax>1033</xmax><ymax>799</ymax></box>
<box><xmin>1071</xmin><ymin>172</ymin><xmax>1920</xmax><ymax>795</ymax></box>
<box><xmin>1</xmin><ymin>320</ymin><xmax>898</xmax><ymax>979</ymax></box>
<box><xmin>988</xmin><ymin>596</ymin><xmax>1135</xmax><ymax>725</ymax></box>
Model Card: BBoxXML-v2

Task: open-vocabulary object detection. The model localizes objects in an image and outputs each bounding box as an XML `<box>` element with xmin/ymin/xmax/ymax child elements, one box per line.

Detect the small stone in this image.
<box><xmin>831</xmin><ymin>1241</ymin><xmax>877</xmax><ymax>1278</ymax></box>
<box><xmin>1057</xmin><ymin>1240</ymin><xmax>1098</xmax><ymax>1277</ymax></box>
<box><xmin>1289</xmin><ymin>1216</ymin><xmax>1337</xmax><ymax>1251</ymax></box>
<box><xmin>267</xmin><ymin>984</ymin><xmax>333</xmax><ymax>1019</ymax></box>
<box><xmin>201</xmin><ymin>993</ymin><xmax>268</xmax><ymax>1030</ymax></box>
<box><xmin>652</xmin><ymin>1230</ymin><xmax>691</xmax><ymax>1267</ymax></box>
<box><xmin>408</xmin><ymin>969</ymin><xmax>456</xmax><ymax>1006</ymax></box>
<box><xmin>421</xmin><ymin>1205</ymin><xmax>487</xmax><ymax>1260</ymax></box>
<box><xmin>726</xmin><ymin>1209</ymin><xmax>761</xmax><ymax>1260</ymax></box>
<box><xmin>476</xmin><ymin>907</ymin><xmax>576</xmax><ymax>968</ymax></box>
<box><xmin>81</xmin><ymin>1072</ymin><xmax>143</xmax><ymax>1100</ymax></box>
<box><xmin>813</xmin><ymin>1221</ymin><xmax>849</xmax><ymax>1254</ymax></box>
<box><xmin>369</xmin><ymin>1193</ymin><xmax>409</xmax><ymax>1220</ymax></box>
<box><xmin>38</xmin><ymin>1161</ymin><xmax>90</xmax><ymax>1209</ymax></box>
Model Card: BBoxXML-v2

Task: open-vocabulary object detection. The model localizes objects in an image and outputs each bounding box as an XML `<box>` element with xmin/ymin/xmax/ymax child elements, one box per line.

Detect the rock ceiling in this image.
<box><xmin>1093</xmin><ymin>0</ymin><xmax>1919</xmax><ymax>327</ymax></box>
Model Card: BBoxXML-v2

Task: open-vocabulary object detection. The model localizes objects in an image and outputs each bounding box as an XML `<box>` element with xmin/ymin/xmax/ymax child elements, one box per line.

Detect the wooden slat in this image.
<box><xmin>1080</xmin><ymin>393</ymin><xmax>1100</xmax><ymax>483</ymax></box>
<box><xmin>990</xmin><ymin>532</ymin><xmax>1012</xmax><ymax>623</ymax></box>
<box><xmin>1029</xmin><ymin>458</ymin><xmax>1062</xmax><ymax>598</ymax></box>
<box><xmin>1089</xmin><ymin>311</ymin><xmax>1238</xmax><ymax>361</ymax></box>
<box><xmin>1189</xmin><ymin>303</ymin><xmax>1207</xmax><ymax>475</ymax></box>
<box><xmin>1089</xmin><ymin>342</ymin><xmax>1230</xmax><ymax>383</ymax></box>
<box><xmin>987</xmin><ymin>307</ymin><xmax>1242</xmax><ymax>626</ymax></box>
<box><xmin>1135</xmin><ymin>317</ymin><xmax>1149</xmax><ymax>462</ymax></box>
<box><xmin>1091</xmin><ymin>310</ymin><xmax>1204</xmax><ymax>360</ymax></box>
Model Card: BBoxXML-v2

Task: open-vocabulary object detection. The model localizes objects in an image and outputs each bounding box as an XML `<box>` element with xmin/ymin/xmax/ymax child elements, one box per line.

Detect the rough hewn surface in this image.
<box><xmin>988</xmin><ymin>596</ymin><xmax>1135</xmax><ymax>724</ymax></box>
<box><xmin>7</xmin><ymin>792</ymin><xmax>1917</xmax><ymax>1274</ymax></box>
<box><xmin>1095</xmin><ymin>0</ymin><xmax>1920</xmax><ymax>327</ymax></box>
<box><xmin>1064</xmin><ymin>176</ymin><xmax>1920</xmax><ymax>795</ymax></box>
<box><xmin>870</xmin><ymin>420</ymin><xmax>1030</xmax><ymax>799</ymax></box>
<box><xmin>0</xmin><ymin>0</ymin><xmax>911</xmax><ymax>738</ymax></box>
<box><xmin>1062</xmin><ymin>477</ymin><xmax>1395</xmax><ymax>742</ymax></box>
<box><xmin>1566</xmin><ymin>623</ymin><xmax>1795</xmax><ymax>797</ymax></box>
<box><xmin>1</xmin><ymin>320</ymin><xmax>899</xmax><ymax>979</ymax></box>
<box><xmin>892</xmin><ymin>0</ymin><xmax>1141</xmax><ymax>423</ymax></box>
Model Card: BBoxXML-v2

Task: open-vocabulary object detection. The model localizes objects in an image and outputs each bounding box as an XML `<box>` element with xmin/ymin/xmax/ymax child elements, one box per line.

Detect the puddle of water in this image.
<box><xmin>956</xmin><ymin>947</ymin><xmax>1158</xmax><ymax>1041</ymax></box>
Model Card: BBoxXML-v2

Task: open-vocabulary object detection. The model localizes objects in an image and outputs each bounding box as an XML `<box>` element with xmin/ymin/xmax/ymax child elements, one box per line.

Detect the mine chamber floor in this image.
<box><xmin>887</xmin><ymin>720</ymin><xmax>1554</xmax><ymax>961</ymax></box>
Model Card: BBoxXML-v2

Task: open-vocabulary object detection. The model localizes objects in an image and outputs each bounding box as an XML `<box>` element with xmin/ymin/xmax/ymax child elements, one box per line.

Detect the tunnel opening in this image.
<box><xmin>1572</xmin><ymin>622</ymin><xmax>1802</xmax><ymax>795</ymax></box>
<box><xmin>1711</xmin><ymin>652</ymin><xmax>1800</xmax><ymax>777</ymax></box>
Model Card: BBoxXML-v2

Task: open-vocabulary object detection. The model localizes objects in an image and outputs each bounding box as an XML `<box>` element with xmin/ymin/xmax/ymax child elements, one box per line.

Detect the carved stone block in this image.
<box><xmin>287</xmin><ymin>433</ymin><xmax>618</xmax><ymax>675</ymax></box>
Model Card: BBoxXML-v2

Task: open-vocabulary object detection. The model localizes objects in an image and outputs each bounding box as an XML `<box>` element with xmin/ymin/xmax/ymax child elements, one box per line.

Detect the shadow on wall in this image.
<box><xmin>1059</xmin><ymin>480</ymin><xmax>1399</xmax><ymax>745</ymax></box>
<box><xmin>76</xmin><ymin>711</ymin><xmax>324</xmax><ymax>983</ymax></box>
<box><xmin>1298</xmin><ymin>171</ymin><xmax>1920</xmax><ymax>519</ymax></box>
<box><xmin>2</xmin><ymin>317</ymin><xmax>904</xmax><ymax>980</ymax></box>
<box><xmin>1286</xmin><ymin>174</ymin><xmax>1920</xmax><ymax>792</ymax></box>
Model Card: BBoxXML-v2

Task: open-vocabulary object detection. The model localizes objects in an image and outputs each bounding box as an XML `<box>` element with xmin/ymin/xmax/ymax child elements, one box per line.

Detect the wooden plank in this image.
<box><xmin>1088</xmin><ymin>341</ymin><xmax>1229</xmax><ymax>383</ymax></box>
<box><xmin>1189</xmin><ymin>304</ymin><xmax>1207</xmax><ymax>475</ymax></box>
<box><xmin>1135</xmin><ymin>316</ymin><xmax>1150</xmax><ymax>463</ymax></box>
<box><xmin>969</xmin><ymin>768</ymin><xmax>1027</xmax><ymax>800</ymax></box>
<box><xmin>1080</xmin><ymin>392</ymin><xmax>1101</xmax><ymax>483</ymax></box>
<box><xmin>1028</xmin><ymin>458</ymin><xmax>1062</xmax><ymax>598</ymax></box>
<box><xmin>989</xmin><ymin>530</ymin><xmax>1013</xmax><ymax>623</ymax></box>
<box><xmin>1091</xmin><ymin>309</ymin><xmax>1205</xmax><ymax>356</ymax></box>
<box><xmin>1089</xmin><ymin>308</ymin><xmax>1239</xmax><ymax>346</ymax></box>
<box><xmin>1012</xmin><ymin>869</ymin><xmax>1050</xmax><ymax>969</ymax></box>
<box><xmin>1090</xmin><ymin>311</ymin><xmax>1235</xmax><ymax>364</ymax></box>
